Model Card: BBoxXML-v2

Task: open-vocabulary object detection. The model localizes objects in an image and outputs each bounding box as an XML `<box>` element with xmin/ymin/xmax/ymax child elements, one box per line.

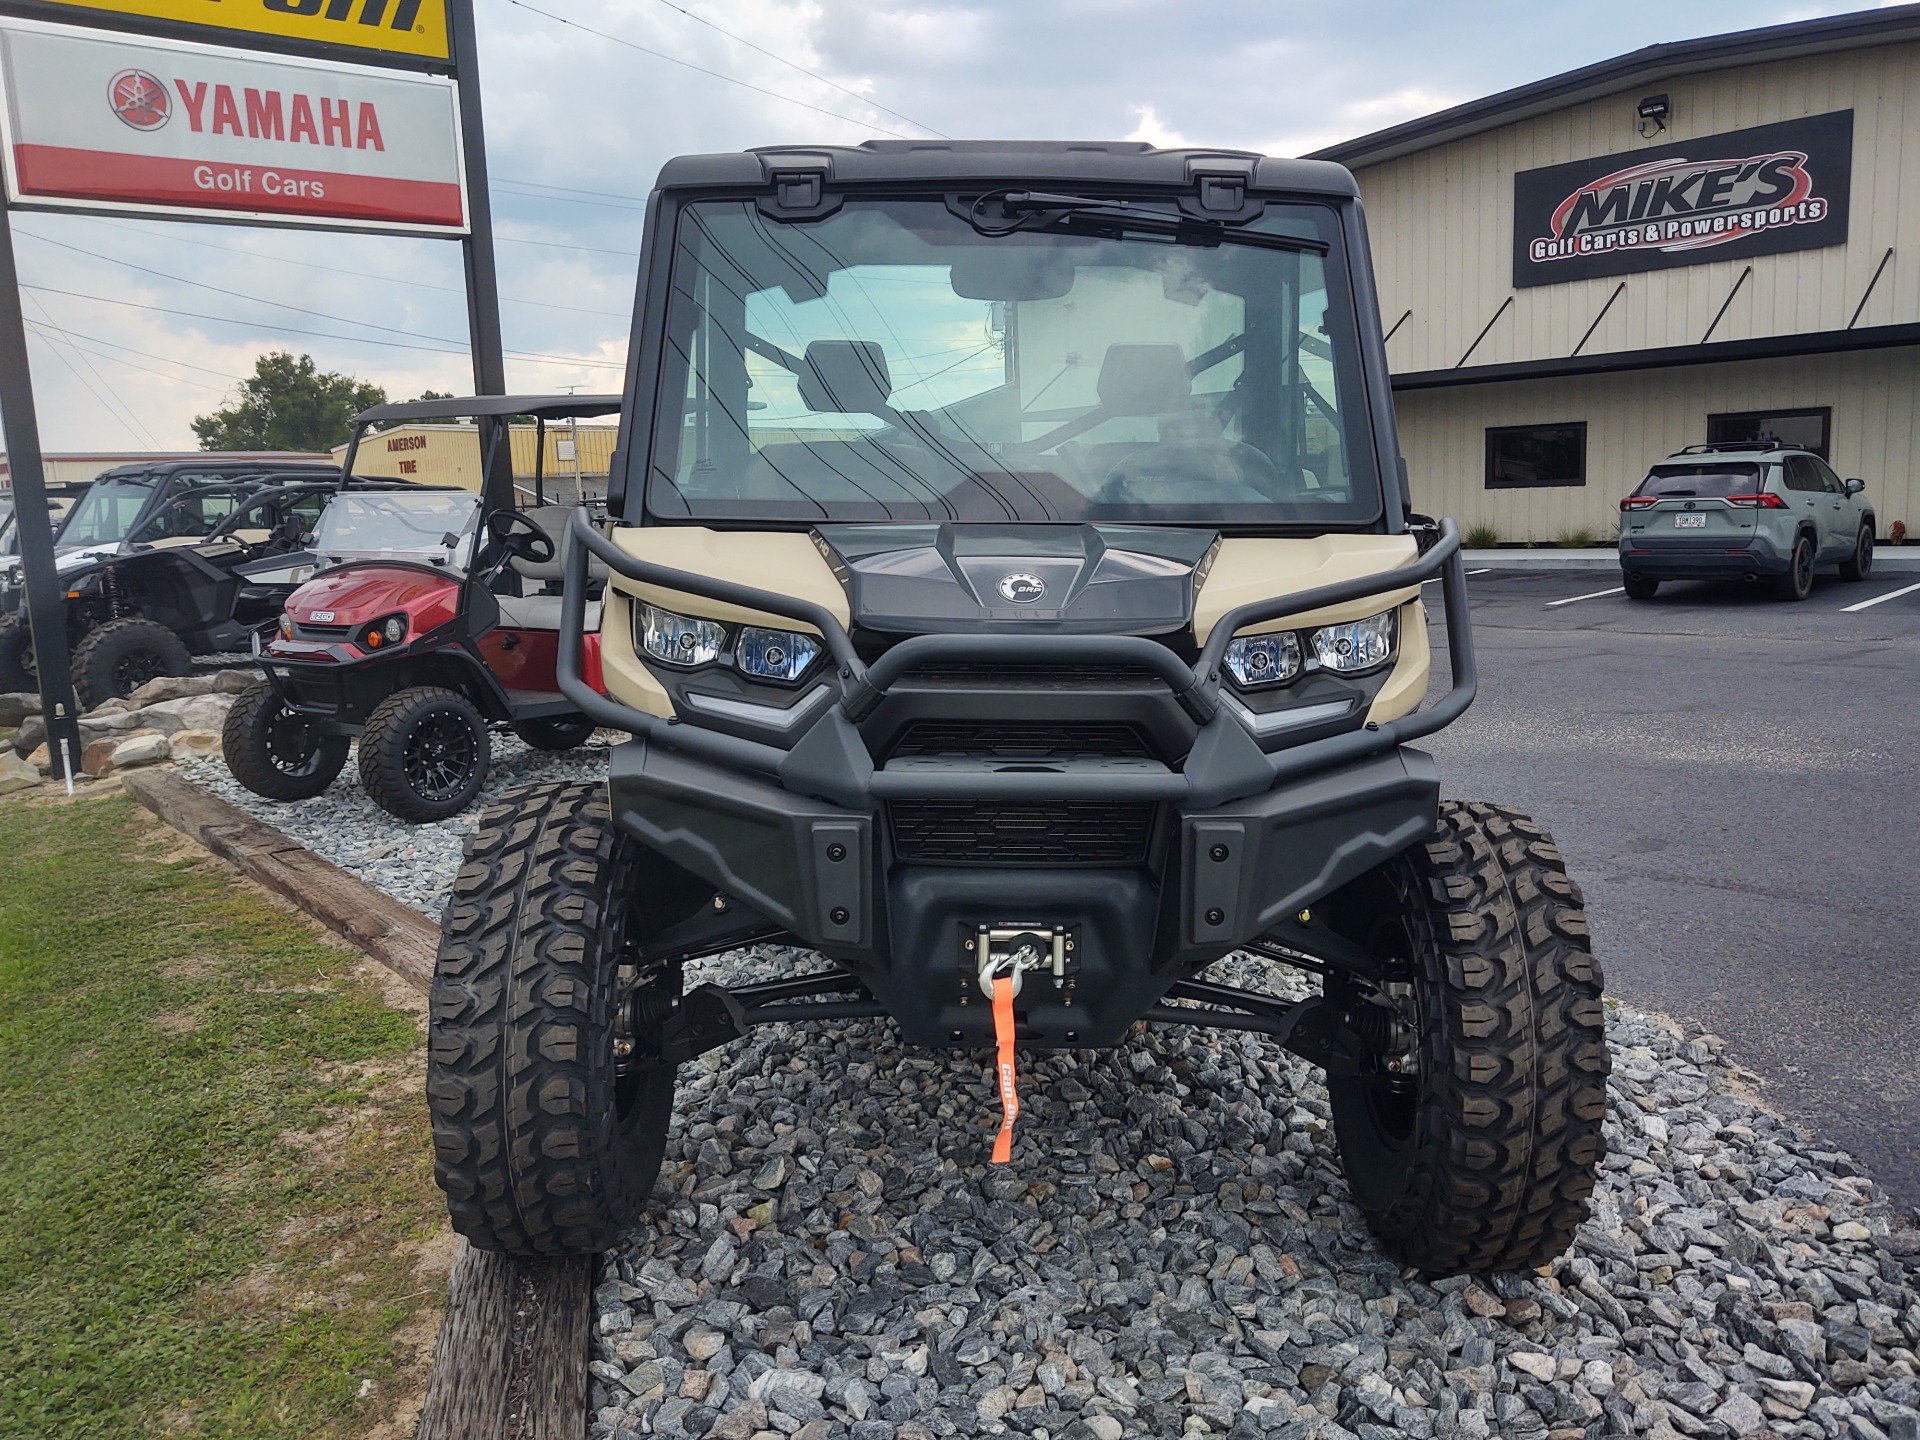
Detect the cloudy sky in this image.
<box><xmin>1</xmin><ymin>0</ymin><xmax>1884</xmax><ymax>452</ymax></box>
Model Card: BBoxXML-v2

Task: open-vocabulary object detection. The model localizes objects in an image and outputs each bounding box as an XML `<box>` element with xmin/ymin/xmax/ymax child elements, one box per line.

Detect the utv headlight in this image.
<box><xmin>736</xmin><ymin>625</ymin><xmax>821</xmax><ymax>683</ymax></box>
<box><xmin>639</xmin><ymin>602</ymin><xmax>726</xmax><ymax>668</ymax></box>
<box><xmin>359</xmin><ymin>613</ymin><xmax>408</xmax><ymax>649</ymax></box>
<box><xmin>1223</xmin><ymin>631</ymin><xmax>1303</xmax><ymax>688</ymax></box>
<box><xmin>1311</xmin><ymin>610</ymin><xmax>1397</xmax><ymax>674</ymax></box>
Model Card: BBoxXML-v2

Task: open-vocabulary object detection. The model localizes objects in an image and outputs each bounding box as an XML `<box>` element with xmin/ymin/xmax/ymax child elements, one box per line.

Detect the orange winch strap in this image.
<box><xmin>990</xmin><ymin>974</ymin><xmax>1019</xmax><ymax>1164</ymax></box>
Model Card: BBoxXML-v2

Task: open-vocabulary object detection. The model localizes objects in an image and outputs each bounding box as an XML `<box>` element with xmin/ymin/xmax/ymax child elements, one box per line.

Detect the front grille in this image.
<box><xmin>292</xmin><ymin>621</ymin><xmax>352</xmax><ymax>641</ymax></box>
<box><xmin>887</xmin><ymin>720</ymin><xmax>1153</xmax><ymax>762</ymax></box>
<box><xmin>895</xmin><ymin>661</ymin><xmax>1168</xmax><ymax>689</ymax></box>
<box><xmin>889</xmin><ymin>799</ymin><xmax>1156</xmax><ymax>866</ymax></box>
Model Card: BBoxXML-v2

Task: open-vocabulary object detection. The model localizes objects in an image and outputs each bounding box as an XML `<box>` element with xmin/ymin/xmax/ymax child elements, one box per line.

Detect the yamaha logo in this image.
<box><xmin>997</xmin><ymin>573</ymin><xmax>1046</xmax><ymax>604</ymax></box>
<box><xmin>109</xmin><ymin>70</ymin><xmax>171</xmax><ymax>131</ymax></box>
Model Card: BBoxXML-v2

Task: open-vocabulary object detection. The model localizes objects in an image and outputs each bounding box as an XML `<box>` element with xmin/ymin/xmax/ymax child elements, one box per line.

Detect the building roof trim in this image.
<box><xmin>1388</xmin><ymin>321</ymin><xmax>1920</xmax><ymax>391</ymax></box>
<box><xmin>1311</xmin><ymin>5</ymin><xmax>1920</xmax><ymax>169</ymax></box>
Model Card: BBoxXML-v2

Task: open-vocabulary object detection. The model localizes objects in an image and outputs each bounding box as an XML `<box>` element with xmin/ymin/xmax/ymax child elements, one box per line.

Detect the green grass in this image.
<box><xmin>0</xmin><ymin>795</ymin><xmax>444</xmax><ymax>1439</ymax></box>
<box><xmin>1554</xmin><ymin>526</ymin><xmax>1604</xmax><ymax>549</ymax></box>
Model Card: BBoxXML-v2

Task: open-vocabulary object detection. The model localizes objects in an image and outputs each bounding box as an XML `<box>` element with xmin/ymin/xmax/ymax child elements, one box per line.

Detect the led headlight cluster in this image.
<box><xmin>1224</xmin><ymin>608</ymin><xmax>1398</xmax><ymax>689</ymax></box>
<box><xmin>637</xmin><ymin>602</ymin><xmax>822</xmax><ymax>684</ymax></box>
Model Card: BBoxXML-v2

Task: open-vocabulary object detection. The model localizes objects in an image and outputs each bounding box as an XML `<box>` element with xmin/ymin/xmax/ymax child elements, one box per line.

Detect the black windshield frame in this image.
<box><xmin>631</xmin><ymin>190</ymin><xmax>1387</xmax><ymax>533</ymax></box>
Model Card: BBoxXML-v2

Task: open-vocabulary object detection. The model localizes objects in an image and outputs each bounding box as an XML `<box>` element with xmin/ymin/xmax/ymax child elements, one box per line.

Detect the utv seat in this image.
<box><xmin>496</xmin><ymin>505</ymin><xmax>604</xmax><ymax>630</ymax></box>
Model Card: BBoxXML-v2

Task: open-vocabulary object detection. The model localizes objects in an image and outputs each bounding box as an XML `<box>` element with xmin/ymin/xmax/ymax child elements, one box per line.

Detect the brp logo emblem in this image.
<box><xmin>997</xmin><ymin>573</ymin><xmax>1047</xmax><ymax>604</ymax></box>
<box><xmin>108</xmin><ymin>69</ymin><xmax>171</xmax><ymax>131</ymax></box>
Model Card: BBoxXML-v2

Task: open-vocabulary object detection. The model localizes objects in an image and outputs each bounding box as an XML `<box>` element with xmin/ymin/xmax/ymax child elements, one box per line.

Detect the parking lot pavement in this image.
<box><xmin>1427</xmin><ymin>567</ymin><xmax>1920</xmax><ymax>1209</ymax></box>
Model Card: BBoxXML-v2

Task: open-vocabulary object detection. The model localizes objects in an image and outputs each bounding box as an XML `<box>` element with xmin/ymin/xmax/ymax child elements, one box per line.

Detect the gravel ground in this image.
<box><xmin>176</xmin><ymin>756</ymin><xmax>1920</xmax><ymax>1440</ymax></box>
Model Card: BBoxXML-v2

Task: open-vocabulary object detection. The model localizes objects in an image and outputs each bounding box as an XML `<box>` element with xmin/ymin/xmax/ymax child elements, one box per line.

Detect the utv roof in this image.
<box><xmin>353</xmin><ymin>395</ymin><xmax>623</xmax><ymax>425</ymax></box>
<box><xmin>653</xmin><ymin>141</ymin><xmax>1359</xmax><ymax>198</ymax></box>
<box><xmin>94</xmin><ymin>456</ymin><xmax>336</xmax><ymax>478</ymax></box>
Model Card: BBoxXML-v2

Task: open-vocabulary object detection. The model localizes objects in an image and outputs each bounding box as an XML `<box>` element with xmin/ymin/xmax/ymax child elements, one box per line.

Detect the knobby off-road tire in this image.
<box><xmin>1327</xmin><ymin>801</ymin><xmax>1610</xmax><ymax>1276</ymax></box>
<box><xmin>1838</xmin><ymin>525</ymin><xmax>1874</xmax><ymax>582</ymax></box>
<box><xmin>71</xmin><ymin>617</ymin><xmax>191</xmax><ymax>708</ymax></box>
<box><xmin>222</xmin><ymin>680</ymin><xmax>349</xmax><ymax>801</ymax></box>
<box><xmin>357</xmin><ymin>685</ymin><xmax>489</xmax><ymax>823</ymax></box>
<box><xmin>1621</xmin><ymin>572</ymin><xmax>1659</xmax><ymax>600</ymax></box>
<box><xmin>0</xmin><ymin>616</ymin><xmax>35</xmax><ymax>693</ymax></box>
<box><xmin>512</xmin><ymin>715</ymin><xmax>596</xmax><ymax>751</ymax></box>
<box><xmin>428</xmin><ymin>781</ymin><xmax>677</xmax><ymax>1255</ymax></box>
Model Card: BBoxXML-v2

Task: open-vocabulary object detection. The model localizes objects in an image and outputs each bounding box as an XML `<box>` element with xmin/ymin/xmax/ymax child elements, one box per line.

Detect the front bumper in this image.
<box><xmin>1620</xmin><ymin>532</ymin><xmax>1788</xmax><ymax>579</ymax></box>
<box><xmin>563</xmin><ymin>512</ymin><xmax>1476</xmax><ymax>1047</ymax></box>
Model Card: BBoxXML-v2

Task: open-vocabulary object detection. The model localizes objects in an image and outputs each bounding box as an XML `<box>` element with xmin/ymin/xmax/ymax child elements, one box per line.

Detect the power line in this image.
<box><xmin>504</xmin><ymin>0</ymin><xmax>917</xmax><ymax>139</ymax></box>
<box><xmin>23</xmin><ymin>323</ymin><xmax>230</xmax><ymax>394</ymax></box>
<box><xmin>24</xmin><ymin>283</ymin><xmax>627</xmax><ymax>370</ymax></box>
<box><xmin>23</xmin><ymin>300</ymin><xmax>160</xmax><ymax>447</ymax></box>
<box><xmin>499</xmin><ymin>234</ymin><xmax>639</xmax><ymax>259</ymax></box>
<box><xmin>639</xmin><ymin>0</ymin><xmax>947</xmax><ymax>138</ymax></box>
<box><xmin>16</xmin><ymin>319</ymin><xmax>247</xmax><ymax>381</ymax></box>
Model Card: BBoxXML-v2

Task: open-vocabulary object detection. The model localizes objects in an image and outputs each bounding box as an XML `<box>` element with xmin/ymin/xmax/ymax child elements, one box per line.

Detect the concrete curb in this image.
<box><xmin>1465</xmin><ymin>547</ymin><xmax>1920</xmax><ymax>573</ymax></box>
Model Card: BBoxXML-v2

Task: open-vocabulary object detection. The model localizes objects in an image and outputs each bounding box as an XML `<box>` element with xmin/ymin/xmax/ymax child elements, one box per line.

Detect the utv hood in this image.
<box><xmin>286</xmin><ymin>564</ymin><xmax>461</xmax><ymax>629</ymax></box>
<box><xmin>814</xmin><ymin>523</ymin><xmax>1218</xmax><ymax>635</ymax></box>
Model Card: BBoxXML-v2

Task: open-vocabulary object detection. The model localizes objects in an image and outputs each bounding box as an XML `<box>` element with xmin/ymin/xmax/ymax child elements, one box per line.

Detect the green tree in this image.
<box><xmin>412</xmin><ymin>389</ymin><xmax>455</xmax><ymax>402</ymax></box>
<box><xmin>191</xmin><ymin>352</ymin><xmax>387</xmax><ymax>452</ymax></box>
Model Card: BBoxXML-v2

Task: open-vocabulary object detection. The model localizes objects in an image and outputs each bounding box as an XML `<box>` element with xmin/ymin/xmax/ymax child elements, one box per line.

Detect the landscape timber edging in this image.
<box><xmin>120</xmin><ymin>768</ymin><xmax>592</xmax><ymax>1440</ymax></box>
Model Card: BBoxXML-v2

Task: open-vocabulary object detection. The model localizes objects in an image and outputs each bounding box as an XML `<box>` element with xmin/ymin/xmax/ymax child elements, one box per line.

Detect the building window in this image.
<box><xmin>1707</xmin><ymin>408</ymin><xmax>1830</xmax><ymax>459</ymax></box>
<box><xmin>1485</xmin><ymin>422</ymin><xmax>1587</xmax><ymax>489</ymax></box>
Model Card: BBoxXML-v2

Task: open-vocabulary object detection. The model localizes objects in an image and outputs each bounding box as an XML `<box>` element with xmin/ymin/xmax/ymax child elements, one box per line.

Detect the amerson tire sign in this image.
<box><xmin>1511</xmin><ymin>112</ymin><xmax>1852</xmax><ymax>288</ymax></box>
<box><xmin>0</xmin><ymin>17</ymin><xmax>467</xmax><ymax>231</ymax></box>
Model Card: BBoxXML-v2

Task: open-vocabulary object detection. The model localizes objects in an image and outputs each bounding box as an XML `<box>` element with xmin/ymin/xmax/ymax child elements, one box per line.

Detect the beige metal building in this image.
<box><xmin>1315</xmin><ymin>6</ymin><xmax>1920</xmax><ymax>544</ymax></box>
<box><xmin>334</xmin><ymin>422</ymin><xmax>619</xmax><ymax>501</ymax></box>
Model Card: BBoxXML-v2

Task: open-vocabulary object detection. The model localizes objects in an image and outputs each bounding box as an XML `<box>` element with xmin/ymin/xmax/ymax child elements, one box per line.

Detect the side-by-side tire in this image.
<box><xmin>1775</xmin><ymin>533</ymin><xmax>1816</xmax><ymax>601</ymax></box>
<box><xmin>358</xmin><ymin>685</ymin><xmax>490</xmax><ymax>823</ymax></box>
<box><xmin>1838</xmin><ymin>525</ymin><xmax>1874</xmax><ymax>582</ymax></box>
<box><xmin>222</xmin><ymin>680</ymin><xmax>350</xmax><ymax>800</ymax></box>
<box><xmin>1622</xmin><ymin>572</ymin><xmax>1659</xmax><ymax>600</ymax></box>
<box><xmin>1324</xmin><ymin>800</ymin><xmax>1610</xmax><ymax>1276</ymax></box>
<box><xmin>427</xmin><ymin>781</ymin><xmax>680</xmax><ymax>1255</ymax></box>
<box><xmin>512</xmin><ymin>715</ymin><xmax>596</xmax><ymax>751</ymax></box>
<box><xmin>0</xmin><ymin>616</ymin><xmax>36</xmax><ymax>693</ymax></box>
<box><xmin>71</xmin><ymin>617</ymin><xmax>191</xmax><ymax>708</ymax></box>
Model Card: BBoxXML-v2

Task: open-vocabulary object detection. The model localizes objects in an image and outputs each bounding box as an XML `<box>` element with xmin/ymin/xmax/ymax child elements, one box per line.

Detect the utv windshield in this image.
<box><xmin>311</xmin><ymin>490</ymin><xmax>479</xmax><ymax>569</ymax></box>
<box><xmin>57</xmin><ymin>475</ymin><xmax>158</xmax><ymax>547</ymax></box>
<box><xmin>647</xmin><ymin>196</ymin><xmax>1378</xmax><ymax>526</ymax></box>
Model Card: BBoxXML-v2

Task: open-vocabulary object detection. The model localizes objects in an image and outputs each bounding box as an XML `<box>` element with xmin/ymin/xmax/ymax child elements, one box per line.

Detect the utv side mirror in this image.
<box><xmin>1845</xmin><ymin>478</ymin><xmax>1865</xmax><ymax>495</ymax></box>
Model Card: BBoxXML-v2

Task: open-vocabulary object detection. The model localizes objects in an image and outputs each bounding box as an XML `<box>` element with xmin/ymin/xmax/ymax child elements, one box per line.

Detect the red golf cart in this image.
<box><xmin>222</xmin><ymin>395</ymin><xmax>618</xmax><ymax>822</ymax></box>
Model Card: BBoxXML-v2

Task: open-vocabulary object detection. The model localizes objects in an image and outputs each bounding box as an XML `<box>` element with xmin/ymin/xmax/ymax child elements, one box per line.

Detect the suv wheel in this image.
<box><xmin>512</xmin><ymin>715</ymin><xmax>596</xmax><ymax>751</ymax></box>
<box><xmin>1622</xmin><ymin>572</ymin><xmax>1659</xmax><ymax>600</ymax></box>
<box><xmin>71</xmin><ymin>617</ymin><xmax>191</xmax><ymax>707</ymax></box>
<box><xmin>0</xmin><ymin>616</ymin><xmax>36</xmax><ymax>693</ymax></box>
<box><xmin>358</xmin><ymin>685</ymin><xmax>490</xmax><ymax>823</ymax></box>
<box><xmin>1775</xmin><ymin>533</ymin><xmax>1816</xmax><ymax>601</ymax></box>
<box><xmin>222</xmin><ymin>680</ymin><xmax>350</xmax><ymax>800</ymax></box>
<box><xmin>1323</xmin><ymin>801</ymin><xmax>1609</xmax><ymax>1275</ymax></box>
<box><xmin>428</xmin><ymin>781</ymin><xmax>680</xmax><ymax>1254</ymax></box>
<box><xmin>1838</xmin><ymin>524</ymin><xmax>1874</xmax><ymax>582</ymax></box>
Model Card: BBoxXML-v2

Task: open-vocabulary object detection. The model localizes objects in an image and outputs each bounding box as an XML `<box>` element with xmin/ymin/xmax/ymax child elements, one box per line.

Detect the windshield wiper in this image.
<box><xmin>966</xmin><ymin>191</ymin><xmax>1329</xmax><ymax>254</ymax></box>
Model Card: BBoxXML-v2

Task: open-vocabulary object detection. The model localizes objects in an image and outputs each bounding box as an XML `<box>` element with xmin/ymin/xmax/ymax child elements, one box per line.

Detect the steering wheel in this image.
<box><xmin>484</xmin><ymin>509</ymin><xmax>555</xmax><ymax>564</ymax></box>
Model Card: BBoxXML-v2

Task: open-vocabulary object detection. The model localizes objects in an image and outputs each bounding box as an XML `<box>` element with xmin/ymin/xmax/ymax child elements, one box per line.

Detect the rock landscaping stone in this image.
<box><xmin>108</xmin><ymin>732</ymin><xmax>171</xmax><ymax>770</ymax></box>
<box><xmin>133</xmin><ymin>695</ymin><xmax>233</xmax><ymax>737</ymax></box>
<box><xmin>13</xmin><ymin>715</ymin><xmax>45</xmax><ymax>755</ymax></box>
<box><xmin>166</xmin><ymin>728</ymin><xmax>222</xmax><ymax>760</ymax></box>
<box><xmin>0</xmin><ymin>749</ymin><xmax>38</xmax><ymax>794</ymax></box>
<box><xmin>0</xmin><ymin>691</ymin><xmax>38</xmax><ymax>725</ymax></box>
<box><xmin>123</xmin><ymin>669</ymin><xmax>256</xmax><ymax>707</ymax></box>
<box><xmin>164</xmin><ymin>748</ymin><xmax>1920</xmax><ymax>1440</ymax></box>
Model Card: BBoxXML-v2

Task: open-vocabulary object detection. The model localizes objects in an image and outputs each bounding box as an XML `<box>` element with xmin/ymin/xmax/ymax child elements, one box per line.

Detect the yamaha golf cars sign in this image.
<box><xmin>0</xmin><ymin>17</ymin><xmax>466</xmax><ymax>231</ymax></box>
<box><xmin>1511</xmin><ymin>111</ymin><xmax>1853</xmax><ymax>288</ymax></box>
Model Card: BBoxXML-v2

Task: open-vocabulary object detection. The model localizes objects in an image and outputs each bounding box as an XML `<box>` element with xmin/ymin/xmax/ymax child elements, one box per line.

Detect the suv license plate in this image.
<box><xmin>1674</xmin><ymin>514</ymin><xmax>1708</xmax><ymax>528</ymax></box>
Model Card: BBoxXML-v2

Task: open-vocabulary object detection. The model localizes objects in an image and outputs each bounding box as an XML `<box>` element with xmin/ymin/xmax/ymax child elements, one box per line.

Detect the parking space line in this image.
<box><xmin>1467</xmin><ymin>568</ymin><xmax>1491</xmax><ymax>575</ymax></box>
<box><xmin>1546</xmin><ymin>586</ymin><xmax>1625</xmax><ymax>607</ymax></box>
<box><xmin>1841</xmin><ymin>580</ymin><xmax>1920</xmax><ymax>613</ymax></box>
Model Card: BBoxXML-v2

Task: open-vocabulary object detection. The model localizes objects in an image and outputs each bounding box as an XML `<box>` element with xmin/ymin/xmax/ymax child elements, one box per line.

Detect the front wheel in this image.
<box><xmin>1838</xmin><ymin>525</ymin><xmax>1874</xmax><ymax>581</ymax></box>
<box><xmin>71</xmin><ymin>617</ymin><xmax>191</xmax><ymax>708</ymax></box>
<box><xmin>427</xmin><ymin>781</ymin><xmax>681</xmax><ymax>1254</ymax></box>
<box><xmin>512</xmin><ymin>715</ymin><xmax>596</xmax><ymax>751</ymax></box>
<box><xmin>0</xmin><ymin>617</ymin><xmax>36</xmax><ymax>693</ymax></box>
<box><xmin>1621</xmin><ymin>572</ymin><xmax>1659</xmax><ymax>600</ymax></box>
<box><xmin>358</xmin><ymin>685</ymin><xmax>490</xmax><ymax>823</ymax></box>
<box><xmin>1324</xmin><ymin>801</ymin><xmax>1610</xmax><ymax>1275</ymax></box>
<box><xmin>222</xmin><ymin>680</ymin><xmax>349</xmax><ymax>800</ymax></box>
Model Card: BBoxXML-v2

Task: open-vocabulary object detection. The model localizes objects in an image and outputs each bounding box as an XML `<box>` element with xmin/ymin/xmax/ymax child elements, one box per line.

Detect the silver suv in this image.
<box><xmin>1619</xmin><ymin>443</ymin><xmax>1875</xmax><ymax>601</ymax></box>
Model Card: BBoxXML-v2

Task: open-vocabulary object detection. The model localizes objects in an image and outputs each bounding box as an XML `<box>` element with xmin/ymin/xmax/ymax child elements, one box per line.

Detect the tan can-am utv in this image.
<box><xmin>425</xmin><ymin>142</ymin><xmax>1610</xmax><ymax>1276</ymax></box>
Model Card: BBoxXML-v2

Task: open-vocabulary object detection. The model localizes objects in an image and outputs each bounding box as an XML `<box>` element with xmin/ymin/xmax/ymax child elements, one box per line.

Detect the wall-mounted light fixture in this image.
<box><xmin>1637</xmin><ymin>93</ymin><xmax>1671</xmax><ymax>138</ymax></box>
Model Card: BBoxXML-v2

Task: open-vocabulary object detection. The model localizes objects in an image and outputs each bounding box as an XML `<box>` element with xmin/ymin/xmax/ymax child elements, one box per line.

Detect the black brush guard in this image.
<box><xmin>555</xmin><ymin>510</ymin><xmax>1475</xmax><ymax>1049</ymax></box>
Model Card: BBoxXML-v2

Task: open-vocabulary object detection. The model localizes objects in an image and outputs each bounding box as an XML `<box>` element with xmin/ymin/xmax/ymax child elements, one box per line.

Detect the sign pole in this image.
<box><xmin>0</xmin><ymin>204</ymin><xmax>81</xmax><ymax>780</ymax></box>
<box><xmin>444</xmin><ymin>0</ymin><xmax>513</xmax><ymax>511</ymax></box>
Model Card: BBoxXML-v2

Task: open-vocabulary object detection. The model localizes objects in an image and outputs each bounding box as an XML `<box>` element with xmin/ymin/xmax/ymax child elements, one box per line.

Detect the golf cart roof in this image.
<box><xmin>353</xmin><ymin>395</ymin><xmax>623</xmax><ymax>426</ymax></box>
<box><xmin>654</xmin><ymin>141</ymin><xmax>1360</xmax><ymax>199</ymax></box>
